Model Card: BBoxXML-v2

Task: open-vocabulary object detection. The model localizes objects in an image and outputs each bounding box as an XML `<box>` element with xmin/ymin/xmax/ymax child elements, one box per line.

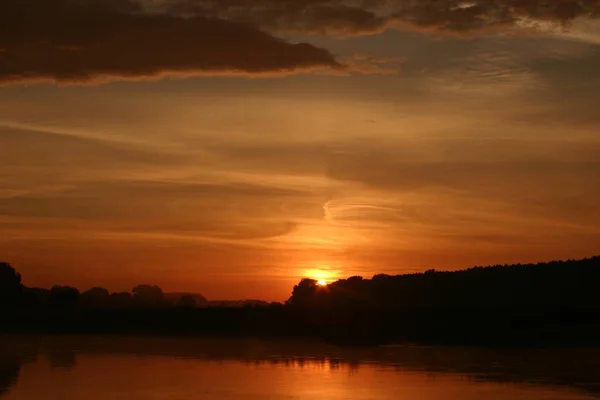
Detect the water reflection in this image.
<box><xmin>0</xmin><ymin>359</ymin><xmax>20</xmax><ymax>397</ymax></box>
<box><xmin>1</xmin><ymin>336</ymin><xmax>599</xmax><ymax>399</ymax></box>
<box><xmin>0</xmin><ymin>340</ymin><xmax>37</xmax><ymax>398</ymax></box>
<box><xmin>48</xmin><ymin>351</ymin><xmax>77</xmax><ymax>371</ymax></box>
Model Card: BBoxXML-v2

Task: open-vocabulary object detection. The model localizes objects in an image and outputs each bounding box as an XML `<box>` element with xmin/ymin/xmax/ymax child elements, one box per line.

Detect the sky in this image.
<box><xmin>1</xmin><ymin>0</ymin><xmax>600</xmax><ymax>301</ymax></box>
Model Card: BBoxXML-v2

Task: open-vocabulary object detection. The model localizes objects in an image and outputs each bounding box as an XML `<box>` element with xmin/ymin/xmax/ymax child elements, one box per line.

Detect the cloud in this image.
<box><xmin>0</xmin><ymin>178</ymin><xmax>308</xmax><ymax>245</ymax></box>
<box><xmin>3</xmin><ymin>0</ymin><xmax>597</xmax><ymax>84</ymax></box>
<box><xmin>0</xmin><ymin>0</ymin><xmax>343</xmax><ymax>84</ymax></box>
<box><xmin>163</xmin><ymin>0</ymin><xmax>600</xmax><ymax>37</ymax></box>
<box><xmin>325</xmin><ymin>142</ymin><xmax>600</xmax><ymax>195</ymax></box>
<box><xmin>206</xmin><ymin>135</ymin><xmax>600</xmax><ymax>219</ymax></box>
<box><xmin>392</xmin><ymin>0</ymin><xmax>600</xmax><ymax>34</ymax></box>
<box><xmin>166</xmin><ymin>0</ymin><xmax>391</xmax><ymax>36</ymax></box>
<box><xmin>0</xmin><ymin>125</ymin><xmax>183</xmax><ymax>170</ymax></box>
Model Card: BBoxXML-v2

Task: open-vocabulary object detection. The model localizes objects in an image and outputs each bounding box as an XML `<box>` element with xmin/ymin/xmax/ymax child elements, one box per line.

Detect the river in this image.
<box><xmin>1</xmin><ymin>336</ymin><xmax>599</xmax><ymax>399</ymax></box>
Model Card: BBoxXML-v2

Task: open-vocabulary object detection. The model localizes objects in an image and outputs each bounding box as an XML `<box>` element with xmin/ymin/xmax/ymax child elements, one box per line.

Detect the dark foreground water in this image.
<box><xmin>1</xmin><ymin>336</ymin><xmax>600</xmax><ymax>400</ymax></box>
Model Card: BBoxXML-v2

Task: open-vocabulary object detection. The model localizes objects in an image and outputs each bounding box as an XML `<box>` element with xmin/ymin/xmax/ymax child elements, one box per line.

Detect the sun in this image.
<box><xmin>303</xmin><ymin>266</ymin><xmax>337</xmax><ymax>287</ymax></box>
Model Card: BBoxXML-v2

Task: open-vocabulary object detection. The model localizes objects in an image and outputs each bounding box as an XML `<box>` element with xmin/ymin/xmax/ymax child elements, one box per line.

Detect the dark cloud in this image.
<box><xmin>166</xmin><ymin>0</ymin><xmax>390</xmax><ymax>35</ymax></box>
<box><xmin>0</xmin><ymin>0</ymin><xmax>342</xmax><ymax>84</ymax></box>
<box><xmin>165</xmin><ymin>0</ymin><xmax>600</xmax><ymax>36</ymax></box>
<box><xmin>392</xmin><ymin>0</ymin><xmax>600</xmax><ymax>33</ymax></box>
<box><xmin>3</xmin><ymin>0</ymin><xmax>597</xmax><ymax>84</ymax></box>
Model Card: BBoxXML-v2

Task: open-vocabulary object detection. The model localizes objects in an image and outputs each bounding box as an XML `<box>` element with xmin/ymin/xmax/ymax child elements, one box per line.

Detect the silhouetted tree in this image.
<box><xmin>21</xmin><ymin>287</ymin><xmax>50</xmax><ymax>308</ymax></box>
<box><xmin>109</xmin><ymin>292</ymin><xmax>133</xmax><ymax>308</ymax></box>
<box><xmin>177</xmin><ymin>295</ymin><xmax>197</xmax><ymax>308</ymax></box>
<box><xmin>80</xmin><ymin>287</ymin><xmax>110</xmax><ymax>308</ymax></box>
<box><xmin>286</xmin><ymin>278</ymin><xmax>320</xmax><ymax>308</ymax></box>
<box><xmin>132</xmin><ymin>285</ymin><xmax>166</xmax><ymax>307</ymax></box>
<box><xmin>49</xmin><ymin>286</ymin><xmax>80</xmax><ymax>308</ymax></box>
<box><xmin>0</xmin><ymin>263</ymin><xmax>22</xmax><ymax>307</ymax></box>
<box><xmin>164</xmin><ymin>293</ymin><xmax>208</xmax><ymax>307</ymax></box>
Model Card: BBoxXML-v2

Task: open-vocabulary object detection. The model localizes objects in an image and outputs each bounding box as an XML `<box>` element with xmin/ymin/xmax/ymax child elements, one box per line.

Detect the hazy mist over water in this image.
<box><xmin>1</xmin><ymin>336</ymin><xmax>599</xmax><ymax>400</ymax></box>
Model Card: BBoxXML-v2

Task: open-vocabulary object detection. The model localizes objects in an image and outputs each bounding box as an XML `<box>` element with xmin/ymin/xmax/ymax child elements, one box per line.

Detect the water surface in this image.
<box><xmin>1</xmin><ymin>336</ymin><xmax>599</xmax><ymax>399</ymax></box>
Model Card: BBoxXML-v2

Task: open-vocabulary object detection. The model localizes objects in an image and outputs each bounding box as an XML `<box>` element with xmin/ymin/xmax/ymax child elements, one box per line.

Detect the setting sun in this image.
<box><xmin>303</xmin><ymin>267</ymin><xmax>338</xmax><ymax>287</ymax></box>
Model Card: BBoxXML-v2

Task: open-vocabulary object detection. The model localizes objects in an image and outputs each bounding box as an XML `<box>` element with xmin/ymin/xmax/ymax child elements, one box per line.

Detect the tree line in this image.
<box><xmin>287</xmin><ymin>256</ymin><xmax>600</xmax><ymax>311</ymax></box>
<box><xmin>1</xmin><ymin>256</ymin><xmax>600</xmax><ymax>345</ymax></box>
<box><xmin>0</xmin><ymin>263</ymin><xmax>202</xmax><ymax>309</ymax></box>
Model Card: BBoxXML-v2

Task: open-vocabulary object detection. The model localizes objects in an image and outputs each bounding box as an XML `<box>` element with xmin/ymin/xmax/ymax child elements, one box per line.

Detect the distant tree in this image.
<box><xmin>81</xmin><ymin>287</ymin><xmax>110</xmax><ymax>308</ymax></box>
<box><xmin>132</xmin><ymin>285</ymin><xmax>165</xmax><ymax>307</ymax></box>
<box><xmin>21</xmin><ymin>287</ymin><xmax>51</xmax><ymax>308</ymax></box>
<box><xmin>176</xmin><ymin>295</ymin><xmax>197</xmax><ymax>308</ymax></box>
<box><xmin>344</xmin><ymin>276</ymin><xmax>364</xmax><ymax>288</ymax></box>
<box><xmin>50</xmin><ymin>286</ymin><xmax>80</xmax><ymax>308</ymax></box>
<box><xmin>109</xmin><ymin>292</ymin><xmax>133</xmax><ymax>308</ymax></box>
<box><xmin>0</xmin><ymin>263</ymin><xmax>22</xmax><ymax>306</ymax></box>
<box><xmin>84</xmin><ymin>287</ymin><xmax>110</xmax><ymax>298</ymax></box>
<box><xmin>164</xmin><ymin>293</ymin><xmax>208</xmax><ymax>307</ymax></box>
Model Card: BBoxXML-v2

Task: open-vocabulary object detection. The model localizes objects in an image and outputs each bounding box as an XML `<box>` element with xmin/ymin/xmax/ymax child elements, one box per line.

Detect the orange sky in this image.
<box><xmin>1</xmin><ymin>0</ymin><xmax>600</xmax><ymax>301</ymax></box>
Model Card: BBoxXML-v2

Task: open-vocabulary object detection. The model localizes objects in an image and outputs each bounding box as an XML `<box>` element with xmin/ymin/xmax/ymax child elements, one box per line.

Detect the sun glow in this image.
<box><xmin>304</xmin><ymin>266</ymin><xmax>338</xmax><ymax>286</ymax></box>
